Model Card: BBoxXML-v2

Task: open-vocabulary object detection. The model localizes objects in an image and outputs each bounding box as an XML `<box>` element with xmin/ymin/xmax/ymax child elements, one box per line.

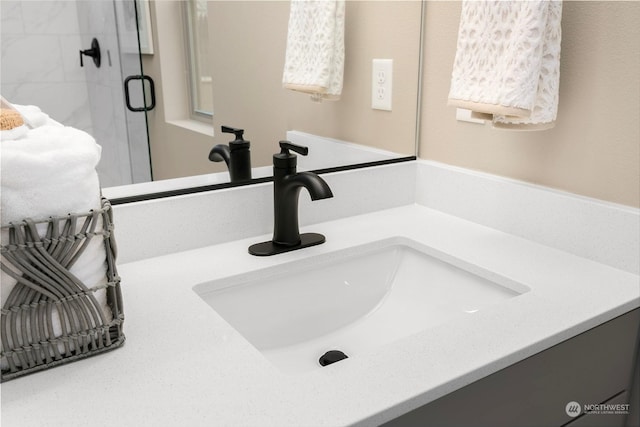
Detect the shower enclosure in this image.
<box><xmin>0</xmin><ymin>0</ymin><xmax>154</xmax><ymax>187</ymax></box>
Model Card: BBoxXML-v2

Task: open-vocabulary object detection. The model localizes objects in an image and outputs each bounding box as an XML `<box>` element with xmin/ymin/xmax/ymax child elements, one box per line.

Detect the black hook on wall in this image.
<box><xmin>79</xmin><ymin>38</ymin><xmax>101</xmax><ymax>68</ymax></box>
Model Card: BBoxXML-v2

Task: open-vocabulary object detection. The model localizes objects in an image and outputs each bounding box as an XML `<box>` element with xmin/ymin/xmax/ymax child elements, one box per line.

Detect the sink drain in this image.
<box><xmin>319</xmin><ymin>350</ymin><xmax>348</xmax><ymax>366</ymax></box>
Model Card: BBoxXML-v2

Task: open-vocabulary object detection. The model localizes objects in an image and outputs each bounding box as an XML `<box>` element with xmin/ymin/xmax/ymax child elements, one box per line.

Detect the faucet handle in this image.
<box><xmin>222</xmin><ymin>125</ymin><xmax>250</xmax><ymax>151</ymax></box>
<box><xmin>274</xmin><ymin>141</ymin><xmax>308</xmax><ymax>170</ymax></box>
<box><xmin>221</xmin><ymin>125</ymin><xmax>244</xmax><ymax>140</ymax></box>
<box><xmin>279</xmin><ymin>141</ymin><xmax>308</xmax><ymax>156</ymax></box>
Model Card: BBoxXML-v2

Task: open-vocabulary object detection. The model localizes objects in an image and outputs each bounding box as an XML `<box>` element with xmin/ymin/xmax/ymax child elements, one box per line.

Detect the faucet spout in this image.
<box><xmin>273</xmin><ymin>172</ymin><xmax>333</xmax><ymax>246</ymax></box>
<box><xmin>209</xmin><ymin>126</ymin><xmax>252</xmax><ymax>182</ymax></box>
<box><xmin>208</xmin><ymin>144</ymin><xmax>231</xmax><ymax>166</ymax></box>
<box><xmin>283</xmin><ymin>172</ymin><xmax>333</xmax><ymax>201</ymax></box>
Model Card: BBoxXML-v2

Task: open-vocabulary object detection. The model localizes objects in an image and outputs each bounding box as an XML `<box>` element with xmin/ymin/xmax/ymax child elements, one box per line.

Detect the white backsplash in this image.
<box><xmin>415</xmin><ymin>161</ymin><xmax>640</xmax><ymax>275</ymax></box>
<box><xmin>111</xmin><ymin>162</ymin><xmax>416</xmax><ymax>263</ymax></box>
<box><xmin>112</xmin><ymin>161</ymin><xmax>639</xmax><ymax>276</ymax></box>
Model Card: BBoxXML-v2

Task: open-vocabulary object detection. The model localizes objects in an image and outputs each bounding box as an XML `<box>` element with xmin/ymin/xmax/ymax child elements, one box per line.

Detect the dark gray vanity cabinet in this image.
<box><xmin>384</xmin><ymin>308</ymin><xmax>640</xmax><ymax>427</ymax></box>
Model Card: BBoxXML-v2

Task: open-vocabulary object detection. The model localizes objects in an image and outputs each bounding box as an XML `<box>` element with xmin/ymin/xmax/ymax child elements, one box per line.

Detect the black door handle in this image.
<box><xmin>124</xmin><ymin>75</ymin><xmax>156</xmax><ymax>112</ymax></box>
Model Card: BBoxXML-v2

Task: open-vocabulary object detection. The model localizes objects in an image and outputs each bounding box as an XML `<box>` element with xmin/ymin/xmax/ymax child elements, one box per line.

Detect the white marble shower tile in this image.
<box><xmin>1</xmin><ymin>1</ymin><xmax>25</xmax><ymax>35</ymax></box>
<box><xmin>59</xmin><ymin>34</ymin><xmax>88</xmax><ymax>82</ymax></box>
<box><xmin>77</xmin><ymin>0</ymin><xmax>116</xmax><ymax>36</ymax></box>
<box><xmin>87</xmin><ymin>83</ymin><xmax>115</xmax><ymax>134</ymax></box>
<box><xmin>89</xmin><ymin>82</ymin><xmax>133</xmax><ymax>187</ymax></box>
<box><xmin>0</xmin><ymin>85</ymin><xmax>20</xmax><ymax>104</ymax></box>
<box><xmin>105</xmin><ymin>33</ymin><xmax>125</xmax><ymax>83</ymax></box>
<box><xmin>112</xmin><ymin>83</ymin><xmax>127</xmax><ymax>126</ymax></box>
<box><xmin>1</xmin><ymin>82</ymin><xmax>92</xmax><ymax>131</ymax></box>
<box><xmin>1</xmin><ymin>35</ymin><xmax>64</xmax><ymax>84</ymax></box>
<box><xmin>95</xmin><ymin>124</ymin><xmax>134</xmax><ymax>188</ymax></box>
<box><xmin>21</xmin><ymin>1</ymin><xmax>80</xmax><ymax>35</ymax></box>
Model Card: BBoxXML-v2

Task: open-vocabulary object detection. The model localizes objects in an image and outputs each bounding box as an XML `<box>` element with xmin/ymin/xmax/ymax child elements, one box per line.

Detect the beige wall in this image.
<box><xmin>420</xmin><ymin>1</ymin><xmax>640</xmax><ymax>207</ymax></box>
<box><xmin>148</xmin><ymin>1</ymin><xmax>640</xmax><ymax>208</ymax></box>
<box><xmin>209</xmin><ymin>1</ymin><xmax>421</xmax><ymax>169</ymax></box>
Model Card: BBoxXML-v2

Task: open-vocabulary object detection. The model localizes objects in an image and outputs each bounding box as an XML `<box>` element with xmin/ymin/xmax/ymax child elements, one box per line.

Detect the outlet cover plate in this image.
<box><xmin>372</xmin><ymin>59</ymin><xmax>392</xmax><ymax>111</ymax></box>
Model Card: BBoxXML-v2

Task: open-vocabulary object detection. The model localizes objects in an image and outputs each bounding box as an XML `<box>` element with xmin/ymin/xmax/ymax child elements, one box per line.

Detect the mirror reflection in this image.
<box><xmin>0</xmin><ymin>0</ymin><xmax>422</xmax><ymax>200</ymax></box>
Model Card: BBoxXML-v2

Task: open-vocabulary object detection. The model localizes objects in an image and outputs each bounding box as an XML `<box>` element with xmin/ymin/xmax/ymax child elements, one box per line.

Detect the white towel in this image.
<box><xmin>448</xmin><ymin>1</ymin><xmax>563</xmax><ymax>130</ymax></box>
<box><xmin>0</xmin><ymin>124</ymin><xmax>28</xmax><ymax>141</ymax></box>
<box><xmin>283</xmin><ymin>0</ymin><xmax>345</xmax><ymax>101</ymax></box>
<box><xmin>14</xmin><ymin>104</ymin><xmax>55</xmax><ymax>128</ymax></box>
<box><xmin>0</xmin><ymin>102</ymin><xmax>62</xmax><ymax>141</ymax></box>
<box><xmin>1</xmin><ymin>125</ymin><xmax>103</xmax><ymax>223</ymax></box>
<box><xmin>1</xmin><ymin>111</ymin><xmax>110</xmax><ymax>369</ymax></box>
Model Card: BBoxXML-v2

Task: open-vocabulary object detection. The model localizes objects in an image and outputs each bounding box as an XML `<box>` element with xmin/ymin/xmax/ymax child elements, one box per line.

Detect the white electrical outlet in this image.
<box><xmin>372</xmin><ymin>59</ymin><xmax>392</xmax><ymax>111</ymax></box>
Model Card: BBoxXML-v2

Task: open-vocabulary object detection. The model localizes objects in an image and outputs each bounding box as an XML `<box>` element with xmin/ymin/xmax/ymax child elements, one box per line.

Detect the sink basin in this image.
<box><xmin>193</xmin><ymin>237</ymin><xmax>530</xmax><ymax>374</ymax></box>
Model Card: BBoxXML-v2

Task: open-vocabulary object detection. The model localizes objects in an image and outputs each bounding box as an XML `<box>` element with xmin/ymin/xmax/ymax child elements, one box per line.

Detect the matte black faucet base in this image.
<box><xmin>248</xmin><ymin>233</ymin><xmax>326</xmax><ymax>256</ymax></box>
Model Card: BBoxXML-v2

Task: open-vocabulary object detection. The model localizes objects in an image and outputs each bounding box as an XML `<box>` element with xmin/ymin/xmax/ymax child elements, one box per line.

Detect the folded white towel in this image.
<box><xmin>1</xmin><ymin>116</ymin><xmax>110</xmax><ymax>369</ymax></box>
<box><xmin>283</xmin><ymin>0</ymin><xmax>345</xmax><ymax>101</ymax></box>
<box><xmin>448</xmin><ymin>1</ymin><xmax>563</xmax><ymax>130</ymax></box>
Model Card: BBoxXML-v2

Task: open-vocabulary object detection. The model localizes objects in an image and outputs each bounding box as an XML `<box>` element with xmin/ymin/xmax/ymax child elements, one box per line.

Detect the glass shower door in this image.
<box><xmin>78</xmin><ymin>0</ymin><xmax>154</xmax><ymax>186</ymax></box>
<box><xmin>113</xmin><ymin>0</ymin><xmax>155</xmax><ymax>185</ymax></box>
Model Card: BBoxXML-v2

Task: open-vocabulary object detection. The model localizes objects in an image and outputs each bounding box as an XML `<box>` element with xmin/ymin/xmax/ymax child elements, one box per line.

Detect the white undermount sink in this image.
<box><xmin>193</xmin><ymin>237</ymin><xmax>530</xmax><ymax>374</ymax></box>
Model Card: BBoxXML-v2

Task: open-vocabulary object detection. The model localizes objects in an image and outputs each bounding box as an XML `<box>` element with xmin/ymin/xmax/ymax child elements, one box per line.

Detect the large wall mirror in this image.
<box><xmin>1</xmin><ymin>0</ymin><xmax>423</xmax><ymax>203</ymax></box>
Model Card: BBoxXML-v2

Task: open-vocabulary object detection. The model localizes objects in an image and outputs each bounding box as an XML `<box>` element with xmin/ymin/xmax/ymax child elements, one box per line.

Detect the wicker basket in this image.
<box><xmin>0</xmin><ymin>198</ymin><xmax>124</xmax><ymax>382</ymax></box>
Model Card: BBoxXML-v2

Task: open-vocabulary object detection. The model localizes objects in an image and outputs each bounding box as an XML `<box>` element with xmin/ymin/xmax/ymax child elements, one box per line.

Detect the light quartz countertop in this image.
<box><xmin>2</xmin><ymin>203</ymin><xmax>638</xmax><ymax>427</ymax></box>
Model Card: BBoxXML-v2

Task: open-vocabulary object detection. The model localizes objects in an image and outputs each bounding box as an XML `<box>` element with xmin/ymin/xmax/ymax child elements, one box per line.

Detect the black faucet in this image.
<box><xmin>209</xmin><ymin>126</ymin><xmax>252</xmax><ymax>182</ymax></box>
<box><xmin>249</xmin><ymin>141</ymin><xmax>333</xmax><ymax>256</ymax></box>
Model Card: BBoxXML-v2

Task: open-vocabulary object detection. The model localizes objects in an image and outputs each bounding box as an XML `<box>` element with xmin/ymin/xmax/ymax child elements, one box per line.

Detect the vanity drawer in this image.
<box><xmin>384</xmin><ymin>308</ymin><xmax>639</xmax><ymax>427</ymax></box>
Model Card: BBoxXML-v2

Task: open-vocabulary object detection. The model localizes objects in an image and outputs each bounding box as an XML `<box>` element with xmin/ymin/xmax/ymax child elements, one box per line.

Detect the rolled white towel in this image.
<box><xmin>1</xmin><ymin>117</ymin><xmax>111</xmax><ymax>369</ymax></box>
<box><xmin>1</xmin><ymin>125</ymin><xmax>103</xmax><ymax>223</ymax></box>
